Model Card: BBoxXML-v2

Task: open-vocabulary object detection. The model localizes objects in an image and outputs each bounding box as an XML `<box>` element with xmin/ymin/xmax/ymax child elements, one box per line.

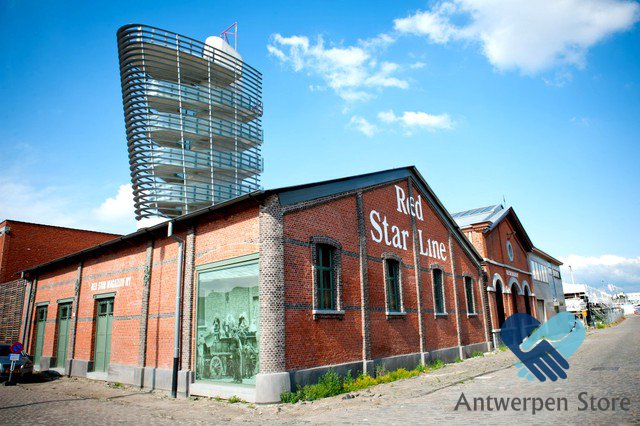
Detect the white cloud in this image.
<box><xmin>377</xmin><ymin>109</ymin><xmax>454</xmax><ymax>131</ymax></box>
<box><xmin>395</xmin><ymin>0</ymin><xmax>640</xmax><ymax>74</ymax></box>
<box><xmin>561</xmin><ymin>254</ymin><xmax>640</xmax><ymax>292</ymax></box>
<box><xmin>0</xmin><ymin>176</ymin><xmax>136</xmax><ymax>234</ymax></box>
<box><xmin>395</xmin><ymin>2</ymin><xmax>459</xmax><ymax>44</ymax></box>
<box><xmin>268</xmin><ymin>33</ymin><xmax>410</xmax><ymax>101</ymax></box>
<box><xmin>349</xmin><ymin>115</ymin><xmax>378</xmax><ymax>137</ymax></box>
<box><xmin>92</xmin><ymin>184</ymin><xmax>136</xmax><ymax>224</ymax></box>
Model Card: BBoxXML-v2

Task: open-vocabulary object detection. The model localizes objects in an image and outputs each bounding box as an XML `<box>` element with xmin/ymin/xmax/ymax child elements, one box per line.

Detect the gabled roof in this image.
<box><xmin>452</xmin><ymin>204</ymin><xmax>534</xmax><ymax>252</ymax></box>
<box><xmin>23</xmin><ymin>166</ymin><xmax>483</xmax><ymax>276</ymax></box>
<box><xmin>267</xmin><ymin>166</ymin><xmax>483</xmax><ymax>266</ymax></box>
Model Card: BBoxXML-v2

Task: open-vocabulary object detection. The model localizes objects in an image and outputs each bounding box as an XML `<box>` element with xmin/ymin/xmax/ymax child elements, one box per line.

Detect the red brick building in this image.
<box><xmin>21</xmin><ymin>167</ymin><xmax>491</xmax><ymax>403</ymax></box>
<box><xmin>0</xmin><ymin>220</ymin><xmax>119</xmax><ymax>343</ymax></box>
<box><xmin>452</xmin><ymin>205</ymin><xmax>537</xmax><ymax>346</ymax></box>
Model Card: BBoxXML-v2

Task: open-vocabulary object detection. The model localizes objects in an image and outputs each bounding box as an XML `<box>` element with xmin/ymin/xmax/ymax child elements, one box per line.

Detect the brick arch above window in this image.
<box><xmin>381</xmin><ymin>252</ymin><xmax>403</xmax><ymax>263</ymax></box>
<box><xmin>309</xmin><ymin>235</ymin><xmax>342</xmax><ymax>250</ymax></box>
<box><xmin>508</xmin><ymin>276</ymin><xmax>522</xmax><ymax>295</ymax></box>
<box><xmin>489</xmin><ymin>273</ymin><xmax>506</xmax><ymax>292</ymax></box>
<box><xmin>428</xmin><ymin>262</ymin><xmax>446</xmax><ymax>271</ymax></box>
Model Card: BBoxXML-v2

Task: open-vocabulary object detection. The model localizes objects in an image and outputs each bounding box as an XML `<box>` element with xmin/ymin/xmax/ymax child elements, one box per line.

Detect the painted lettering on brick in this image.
<box><xmin>90</xmin><ymin>276</ymin><xmax>131</xmax><ymax>291</ymax></box>
<box><xmin>369</xmin><ymin>185</ymin><xmax>447</xmax><ymax>261</ymax></box>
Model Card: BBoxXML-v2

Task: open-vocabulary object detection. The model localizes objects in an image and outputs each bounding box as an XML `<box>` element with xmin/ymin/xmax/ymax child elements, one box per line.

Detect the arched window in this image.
<box><xmin>524</xmin><ymin>285</ymin><xmax>531</xmax><ymax>315</ymax></box>
<box><xmin>511</xmin><ymin>284</ymin><xmax>519</xmax><ymax>314</ymax></box>
<box><xmin>495</xmin><ymin>280</ymin><xmax>506</xmax><ymax>327</ymax></box>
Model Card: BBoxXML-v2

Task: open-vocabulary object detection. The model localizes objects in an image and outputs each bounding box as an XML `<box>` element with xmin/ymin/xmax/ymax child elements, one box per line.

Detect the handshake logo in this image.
<box><xmin>500</xmin><ymin>312</ymin><xmax>585</xmax><ymax>382</ymax></box>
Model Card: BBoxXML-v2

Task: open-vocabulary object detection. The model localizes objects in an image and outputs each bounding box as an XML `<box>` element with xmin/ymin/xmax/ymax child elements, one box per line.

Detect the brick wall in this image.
<box><xmin>282</xmin><ymin>179</ymin><xmax>487</xmax><ymax>371</ymax></box>
<box><xmin>24</xmin><ymin>202</ymin><xmax>260</xmax><ymax>375</ymax></box>
<box><xmin>0</xmin><ymin>220</ymin><xmax>119</xmax><ymax>283</ymax></box>
<box><xmin>1</xmin><ymin>220</ymin><xmax>118</xmax><ymax>345</ymax></box>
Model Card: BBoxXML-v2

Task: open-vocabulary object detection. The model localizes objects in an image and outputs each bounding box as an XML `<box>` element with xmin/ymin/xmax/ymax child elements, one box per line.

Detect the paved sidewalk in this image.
<box><xmin>1</xmin><ymin>317</ymin><xmax>637</xmax><ymax>424</ymax></box>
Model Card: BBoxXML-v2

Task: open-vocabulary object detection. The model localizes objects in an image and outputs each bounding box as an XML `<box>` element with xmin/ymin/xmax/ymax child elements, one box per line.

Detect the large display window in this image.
<box><xmin>195</xmin><ymin>254</ymin><xmax>259</xmax><ymax>386</ymax></box>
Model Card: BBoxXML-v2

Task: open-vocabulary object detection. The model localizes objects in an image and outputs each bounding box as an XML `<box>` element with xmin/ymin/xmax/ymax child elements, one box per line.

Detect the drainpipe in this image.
<box><xmin>20</xmin><ymin>273</ymin><xmax>32</xmax><ymax>347</ymax></box>
<box><xmin>168</xmin><ymin>221</ymin><xmax>184</xmax><ymax>398</ymax></box>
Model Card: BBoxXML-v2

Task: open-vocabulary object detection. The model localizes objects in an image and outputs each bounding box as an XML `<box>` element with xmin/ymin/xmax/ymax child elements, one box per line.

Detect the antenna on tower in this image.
<box><xmin>220</xmin><ymin>22</ymin><xmax>238</xmax><ymax>50</ymax></box>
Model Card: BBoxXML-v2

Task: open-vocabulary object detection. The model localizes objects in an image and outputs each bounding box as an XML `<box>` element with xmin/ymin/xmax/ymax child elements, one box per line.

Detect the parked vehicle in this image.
<box><xmin>0</xmin><ymin>344</ymin><xmax>34</xmax><ymax>380</ymax></box>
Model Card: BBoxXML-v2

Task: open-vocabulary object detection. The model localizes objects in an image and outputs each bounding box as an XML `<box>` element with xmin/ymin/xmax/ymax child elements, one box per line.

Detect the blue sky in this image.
<box><xmin>1</xmin><ymin>0</ymin><xmax>639</xmax><ymax>291</ymax></box>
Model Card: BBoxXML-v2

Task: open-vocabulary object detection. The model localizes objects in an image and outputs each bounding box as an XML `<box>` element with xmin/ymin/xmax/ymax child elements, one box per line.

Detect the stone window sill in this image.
<box><xmin>386</xmin><ymin>311</ymin><xmax>407</xmax><ymax>319</ymax></box>
<box><xmin>467</xmin><ymin>313</ymin><xmax>478</xmax><ymax>317</ymax></box>
<box><xmin>434</xmin><ymin>313</ymin><xmax>448</xmax><ymax>318</ymax></box>
<box><xmin>313</xmin><ymin>309</ymin><xmax>345</xmax><ymax>319</ymax></box>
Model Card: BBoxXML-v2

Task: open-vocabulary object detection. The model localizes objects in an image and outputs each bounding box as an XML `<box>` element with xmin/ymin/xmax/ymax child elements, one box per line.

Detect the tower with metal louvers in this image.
<box><xmin>117</xmin><ymin>24</ymin><xmax>263</xmax><ymax>220</ymax></box>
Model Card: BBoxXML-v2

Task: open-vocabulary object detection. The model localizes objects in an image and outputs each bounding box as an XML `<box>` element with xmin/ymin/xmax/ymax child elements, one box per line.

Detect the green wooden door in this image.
<box><xmin>34</xmin><ymin>306</ymin><xmax>47</xmax><ymax>366</ymax></box>
<box><xmin>93</xmin><ymin>299</ymin><xmax>113</xmax><ymax>372</ymax></box>
<box><xmin>56</xmin><ymin>303</ymin><xmax>72</xmax><ymax>368</ymax></box>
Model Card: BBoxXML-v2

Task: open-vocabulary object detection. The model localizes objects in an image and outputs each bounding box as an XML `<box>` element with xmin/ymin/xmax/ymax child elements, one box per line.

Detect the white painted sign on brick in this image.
<box><xmin>90</xmin><ymin>276</ymin><xmax>131</xmax><ymax>291</ymax></box>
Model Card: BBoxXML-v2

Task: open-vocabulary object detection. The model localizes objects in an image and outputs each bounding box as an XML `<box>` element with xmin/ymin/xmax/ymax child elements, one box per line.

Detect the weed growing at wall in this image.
<box><xmin>280</xmin><ymin>359</ymin><xmax>447</xmax><ymax>403</ymax></box>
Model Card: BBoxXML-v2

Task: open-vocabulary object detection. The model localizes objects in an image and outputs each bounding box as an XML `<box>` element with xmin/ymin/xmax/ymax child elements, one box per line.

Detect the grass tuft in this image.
<box><xmin>281</xmin><ymin>362</ymin><xmax>448</xmax><ymax>403</ymax></box>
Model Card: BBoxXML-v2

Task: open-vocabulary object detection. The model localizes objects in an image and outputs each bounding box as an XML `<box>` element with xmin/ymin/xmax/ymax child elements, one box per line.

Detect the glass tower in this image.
<box><xmin>117</xmin><ymin>24</ymin><xmax>263</xmax><ymax>220</ymax></box>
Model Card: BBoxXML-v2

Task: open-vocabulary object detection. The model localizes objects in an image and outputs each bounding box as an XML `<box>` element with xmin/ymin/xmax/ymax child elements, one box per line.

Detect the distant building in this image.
<box><xmin>563</xmin><ymin>283</ymin><xmax>624</xmax><ymax>325</ymax></box>
<box><xmin>528</xmin><ymin>247</ymin><xmax>566</xmax><ymax>321</ymax></box>
<box><xmin>0</xmin><ymin>220</ymin><xmax>118</xmax><ymax>342</ymax></box>
<box><xmin>117</xmin><ymin>24</ymin><xmax>263</xmax><ymax>222</ymax></box>
<box><xmin>452</xmin><ymin>204</ymin><xmax>536</xmax><ymax>346</ymax></box>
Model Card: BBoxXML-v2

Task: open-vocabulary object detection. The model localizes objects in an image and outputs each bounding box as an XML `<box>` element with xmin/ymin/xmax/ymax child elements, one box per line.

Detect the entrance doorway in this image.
<box><xmin>93</xmin><ymin>298</ymin><xmax>114</xmax><ymax>372</ymax></box>
<box><xmin>56</xmin><ymin>303</ymin><xmax>72</xmax><ymax>368</ymax></box>
<box><xmin>34</xmin><ymin>305</ymin><xmax>48</xmax><ymax>367</ymax></box>
<box><xmin>536</xmin><ymin>300</ymin><xmax>546</xmax><ymax>322</ymax></box>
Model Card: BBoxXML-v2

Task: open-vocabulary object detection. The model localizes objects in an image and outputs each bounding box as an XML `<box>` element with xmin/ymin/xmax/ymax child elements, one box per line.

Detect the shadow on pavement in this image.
<box><xmin>1</xmin><ymin>370</ymin><xmax>62</xmax><ymax>386</ymax></box>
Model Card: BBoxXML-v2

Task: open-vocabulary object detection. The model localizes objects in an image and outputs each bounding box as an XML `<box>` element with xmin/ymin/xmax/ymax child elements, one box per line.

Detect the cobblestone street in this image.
<box><xmin>1</xmin><ymin>317</ymin><xmax>638</xmax><ymax>425</ymax></box>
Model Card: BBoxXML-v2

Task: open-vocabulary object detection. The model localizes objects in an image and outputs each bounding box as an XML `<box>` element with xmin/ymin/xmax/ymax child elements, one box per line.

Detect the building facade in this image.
<box><xmin>452</xmin><ymin>205</ymin><xmax>537</xmax><ymax>346</ymax></box>
<box><xmin>21</xmin><ymin>167</ymin><xmax>490</xmax><ymax>403</ymax></box>
<box><xmin>528</xmin><ymin>247</ymin><xmax>566</xmax><ymax>322</ymax></box>
<box><xmin>0</xmin><ymin>220</ymin><xmax>118</xmax><ymax>343</ymax></box>
<box><xmin>117</xmin><ymin>24</ymin><xmax>263</xmax><ymax>221</ymax></box>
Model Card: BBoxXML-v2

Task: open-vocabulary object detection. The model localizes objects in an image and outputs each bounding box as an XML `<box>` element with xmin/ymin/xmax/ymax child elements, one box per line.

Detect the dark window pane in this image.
<box><xmin>386</xmin><ymin>260</ymin><xmax>401</xmax><ymax>312</ymax></box>
<box><xmin>316</xmin><ymin>244</ymin><xmax>336</xmax><ymax>310</ymax></box>
<box><xmin>318</xmin><ymin>245</ymin><xmax>332</xmax><ymax>268</ymax></box>
<box><xmin>465</xmin><ymin>277</ymin><xmax>474</xmax><ymax>313</ymax></box>
<box><xmin>434</xmin><ymin>270</ymin><xmax>444</xmax><ymax>314</ymax></box>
